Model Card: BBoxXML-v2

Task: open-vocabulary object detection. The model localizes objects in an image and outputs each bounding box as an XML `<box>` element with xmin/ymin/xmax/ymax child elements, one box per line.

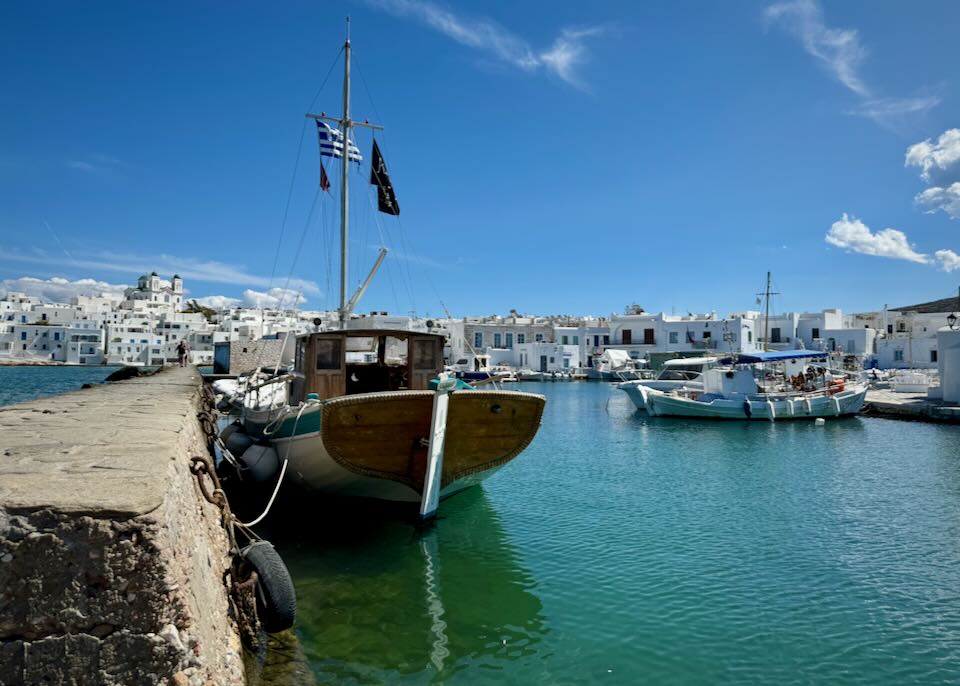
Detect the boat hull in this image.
<box><xmin>269</xmin><ymin>389</ymin><xmax>545</xmax><ymax>502</ymax></box>
<box><xmin>619</xmin><ymin>380</ymin><xmax>705</xmax><ymax>411</ymax></box>
<box><xmin>644</xmin><ymin>386</ymin><xmax>867</xmax><ymax>420</ymax></box>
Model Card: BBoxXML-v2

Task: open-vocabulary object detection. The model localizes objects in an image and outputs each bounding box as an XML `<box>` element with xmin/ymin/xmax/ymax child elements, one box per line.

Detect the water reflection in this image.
<box><xmin>249</xmin><ymin>488</ymin><xmax>545</xmax><ymax>684</ymax></box>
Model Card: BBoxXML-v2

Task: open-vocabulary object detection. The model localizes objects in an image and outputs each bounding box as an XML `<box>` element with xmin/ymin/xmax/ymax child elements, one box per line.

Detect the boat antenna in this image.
<box><xmin>306</xmin><ymin>19</ymin><xmax>383</xmax><ymax>326</ymax></box>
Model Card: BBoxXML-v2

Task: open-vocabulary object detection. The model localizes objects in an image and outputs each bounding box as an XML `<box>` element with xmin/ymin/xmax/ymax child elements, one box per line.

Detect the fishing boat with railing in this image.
<box><xmin>643</xmin><ymin>350</ymin><xmax>868</xmax><ymax>420</ymax></box>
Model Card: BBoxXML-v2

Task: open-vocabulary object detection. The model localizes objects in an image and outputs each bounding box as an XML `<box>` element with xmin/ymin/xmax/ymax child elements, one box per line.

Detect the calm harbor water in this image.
<box><xmin>251</xmin><ymin>381</ymin><xmax>960</xmax><ymax>685</ymax></box>
<box><xmin>0</xmin><ymin>365</ymin><xmax>121</xmax><ymax>407</ymax></box>
<box><xmin>6</xmin><ymin>369</ymin><xmax>960</xmax><ymax>684</ymax></box>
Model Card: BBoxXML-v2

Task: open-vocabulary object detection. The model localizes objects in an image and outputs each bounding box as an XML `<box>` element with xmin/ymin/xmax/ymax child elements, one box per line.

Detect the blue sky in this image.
<box><xmin>1</xmin><ymin>0</ymin><xmax>958</xmax><ymax>317</ymax></box>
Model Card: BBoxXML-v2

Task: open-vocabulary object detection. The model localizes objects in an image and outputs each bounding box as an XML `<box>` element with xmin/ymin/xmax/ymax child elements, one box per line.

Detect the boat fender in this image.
<box><xmin>220</xmin><ymin>421</ymin><xmax>242</xmax><ymax>444</ymax></box>
<box><xmin>238</xmin><ymin>443</ymin><xmax>281</xmax><ymax>482</ymax></box>
<box><xmin>239</xmin><ymin>541</ymin><xmax>296</xmax><ymax>633</ymax></box>
<box><xmin>224</xmin><ymin>431</ymin><xmax>254</xmax><ymax>458</ymax></box>
<box><xmin>832</xmin><ymin>396</ymin><xmax>842</xmax><ymax>417</ymax></box>
<box><xmin>743</xmin><ymin>399</ymin><xmax>752</xmax><ymax>419</ymax></box>
<box><xmin>766</xmin><ymin>400</ymin><xmax>776</xmax><ymax>422</ymax></box>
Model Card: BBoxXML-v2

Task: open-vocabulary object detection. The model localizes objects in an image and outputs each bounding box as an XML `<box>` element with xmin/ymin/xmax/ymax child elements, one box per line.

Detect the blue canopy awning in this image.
<box><xmin>721</xmin><ymin>350</ymin><xmax>829</xmax><ymax>364</ymax></box>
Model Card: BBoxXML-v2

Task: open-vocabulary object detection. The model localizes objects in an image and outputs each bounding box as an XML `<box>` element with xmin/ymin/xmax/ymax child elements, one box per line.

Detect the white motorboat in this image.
<box><xmin>643</xmin><ymin>350</ymin><xmax>867</xmax><ymax>420</ymax></box>
<box><xmin>618</xmin><ymin>356</ymin><xmax>720</xmax><ymax>411</ymax></box>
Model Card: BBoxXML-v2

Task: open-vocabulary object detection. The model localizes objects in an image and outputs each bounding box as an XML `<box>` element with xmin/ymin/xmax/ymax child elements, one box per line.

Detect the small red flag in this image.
<box><xmin>320</xmin><ymin>159</ymin><xmax>330</xmax><ymax>192</ymax></box>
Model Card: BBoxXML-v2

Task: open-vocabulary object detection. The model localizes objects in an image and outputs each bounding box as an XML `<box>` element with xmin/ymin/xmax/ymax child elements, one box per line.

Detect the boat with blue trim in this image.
<box><xmin>643</xmin><ymin>350</ymin><xmax>868</xmax><ymax>420</ymax></box>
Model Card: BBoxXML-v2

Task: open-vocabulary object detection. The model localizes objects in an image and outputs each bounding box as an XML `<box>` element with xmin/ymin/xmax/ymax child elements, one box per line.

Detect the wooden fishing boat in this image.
<box><xmin>225</xmin><ymin>29</ymin><xmax>545</xmax><ymax>518</ymax></box>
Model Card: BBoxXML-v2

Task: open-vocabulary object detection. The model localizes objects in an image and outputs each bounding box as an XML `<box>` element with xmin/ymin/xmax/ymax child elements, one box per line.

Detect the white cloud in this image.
<box><xmin>243</xmin><ymin>288</ymin><xmax>306</xmax><ymax>309</ymax></box>
<box><xmin>825</xmin><ymin>213</ymin><xmax>929</xmax><ymax>264</ymax></box>
<box><xmin>192</xmin><ymin>295</ymin><xmax>242</xmax><ymax>310</ymax></box>
<box><xmin>765</xmin><ymin>0</ymin><xmax>869</xmax><ymax>96</ymax></box>
<box><xmin>0</xmin><ymin>247</ymin><xmax>320</xmax><ymax>296</ymax></box>
<box><xmin>905</xmin><ymin>128</ymin><xmax>960</xmax><ymax>183</ymax></box>
<box><xmin>915</xmin><ymin>183</ymin><xmax>960</xmax><ymax>220</ymax></box>
<box><xmin>766</xmin><ymin>0</ymin><xmax>939</xmax><ymax>128</ymax></box>
<box><xmin>935</xmin><ymin>249</ymin><xmax>960</xmax><ymax>272</ymax></box>
<box><xmin>366</xmin><ymin>0</ymin><xmax>604</xmax><ymax>88</ymax></box>
<box><xmin>851</xmin><ymin>96</ymin><xmax>941</xmax><ymax>128</ymax></box>
<box><xmin>0</xmin><ymin>276</ymin><xmax>127</xmax><ymax>302</ymax></box>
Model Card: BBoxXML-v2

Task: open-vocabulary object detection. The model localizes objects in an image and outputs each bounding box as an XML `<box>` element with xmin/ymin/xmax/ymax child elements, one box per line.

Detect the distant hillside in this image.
<box><xmin>891</xmin><ymin>295</ymin><xmax>960</xmax><ymax>313</ymax></box>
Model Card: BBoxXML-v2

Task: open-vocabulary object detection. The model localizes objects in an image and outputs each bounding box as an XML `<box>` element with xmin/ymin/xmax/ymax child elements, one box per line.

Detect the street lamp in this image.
<box><xmin>948</xmin><ymin>312</ymin><xmax>958</xmax><ymax>330</ymax></box>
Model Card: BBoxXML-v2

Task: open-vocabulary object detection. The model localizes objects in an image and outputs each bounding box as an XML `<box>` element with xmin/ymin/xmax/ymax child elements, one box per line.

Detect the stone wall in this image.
<box><xmin>0</xmin><ymin>366</ymin><xmax>244</xmax><ymax>686</ymax></box>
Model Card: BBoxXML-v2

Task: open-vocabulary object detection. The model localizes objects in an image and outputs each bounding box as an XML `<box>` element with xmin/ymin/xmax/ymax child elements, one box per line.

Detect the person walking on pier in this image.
<box><xmin>176</xmin><ymin>339</ymin><xmax>190</xmax><ymax>367</ymax></box>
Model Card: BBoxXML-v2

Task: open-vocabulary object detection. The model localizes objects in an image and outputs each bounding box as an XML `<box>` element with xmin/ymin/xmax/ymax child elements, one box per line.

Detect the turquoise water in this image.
<box><xmin>249</xmin><ymin>382</ymin><xmax>960</xmax><ymax>685</ymax></box>
<box><xmin>0</xmin><ymin>365</ymin><xmax>122</xmax><ymax>407</ymax></box>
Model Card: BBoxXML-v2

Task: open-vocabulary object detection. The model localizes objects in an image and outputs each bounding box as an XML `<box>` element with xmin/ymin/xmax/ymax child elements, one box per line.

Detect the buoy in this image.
<box><xmin>239</xmin><ymin>444</ymin><xmax>280</xmax><ymax>482</ymax></box>
<box><xmin>220</xmin><ymin>421</ymin><xmax>241</xmax><ymax>444</ymax></box>
<box><xmin>815</xmin><ymin>417</ymin><xmax>826</xmax><ymax>426</ymax></box>
<box><xmin>240</xmin><ymin>542</ymin><xmax>296</xmax><ymax>633</ymax></box>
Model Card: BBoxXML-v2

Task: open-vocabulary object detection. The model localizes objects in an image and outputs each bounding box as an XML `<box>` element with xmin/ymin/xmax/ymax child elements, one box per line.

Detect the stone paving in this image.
<box><xmin>0</xmin><ymin>365</ymin><xmax>245</xmax><ymax>686</ymax></box>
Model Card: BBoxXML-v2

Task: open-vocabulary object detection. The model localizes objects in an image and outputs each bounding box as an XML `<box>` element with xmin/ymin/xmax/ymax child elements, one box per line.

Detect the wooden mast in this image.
<box><xmin>306</xmin><ymin>17</ymin><xmax>383</xmax><ymax>327</ymax></box>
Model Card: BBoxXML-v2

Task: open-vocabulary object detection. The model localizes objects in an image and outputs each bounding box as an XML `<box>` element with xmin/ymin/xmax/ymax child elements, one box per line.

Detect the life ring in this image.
<box><xmin>240</xmin><ymin>542</ymin><xmax>296</xmax><ymax>633</ymax></box>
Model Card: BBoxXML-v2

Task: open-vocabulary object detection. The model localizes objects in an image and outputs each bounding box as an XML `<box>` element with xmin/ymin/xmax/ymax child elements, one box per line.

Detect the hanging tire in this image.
<box><xmin>240</xmin><ymin>542</ymin><xmax>296</xmax><ymax>633</ymax></box>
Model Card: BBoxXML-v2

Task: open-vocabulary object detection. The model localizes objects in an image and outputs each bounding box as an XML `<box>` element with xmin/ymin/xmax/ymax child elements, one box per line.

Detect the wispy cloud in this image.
<box><xmin>365</xmin><ymin>0</ymin><xmax>605</xmax><ymax>88</ymax></box>
<box><xmin>766</xmin><ymin>0</ymin><xmax>939</xmax><ymax>127</ymax></box>
<box><xmin>825</xmin><ymin>213</ymin><xmax>928</xmax><ymax>264</ymax></box>
<box><xmin>851</xmin><ymin>96</ymin><xmax>942</xmax><ymax>127</ymax></box>
<box><xmin>66</xmin><ymin>154</ymin><xmax>129</xmax><ymax>174</ymax></box>
<box><xmin>0</xmin><ymin>247</ymin><xmax>321</xmax><ymax>297</ymax></box>
<box><xmin>765</xmin><ymin>0</ymin><xmax>869</xmax><ymax>96</ymax></box>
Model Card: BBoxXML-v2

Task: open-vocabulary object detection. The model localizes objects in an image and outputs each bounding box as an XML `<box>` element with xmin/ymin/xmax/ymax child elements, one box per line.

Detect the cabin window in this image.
<box><xmin>474</xmin><ymin>332</ymin><xmax>483</xmax><ymax>348</ymax></box>
<box><xmin>384</xmin><ymin>337</ymin><xmax>408</xmax><ymax>365</ymax></box>
<box><xmin>413</xmin><ymin>339</ymin><xmax>437</xmax><ymax>370</ymax></box>
<box><xmin>316</xmin><ymin>339</ymin><xmax>342</xmax><ymax>370</ymax></box>
<box><xmin>669</xmin><ymin>332</ymin><xmax>678</xmax><ymax>344</ymax></box>
<box><xmin>347</xmin><ymin>336</ymin><xmax>379</xmax><ymax>364</ymax></box>
<box><xmin>622</xmin><ymin>329</ymin><xmax>632</xmax><ymax>344</ymax></box>
<box><xmin>643</xmin><ymin>329</ymin><xmax>655</xmax><ymax>345</ymax></box>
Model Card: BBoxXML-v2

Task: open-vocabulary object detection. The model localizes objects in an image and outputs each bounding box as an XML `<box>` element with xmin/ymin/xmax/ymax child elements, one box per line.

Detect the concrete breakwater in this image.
<box><xmin>0</xmin><ymin>366</ymin><xmax>245</xmax><ymax>685</ymax></box>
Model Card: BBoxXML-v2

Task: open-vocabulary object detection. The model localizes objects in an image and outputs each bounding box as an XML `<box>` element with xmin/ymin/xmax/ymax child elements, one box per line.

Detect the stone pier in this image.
<box><xmin>0</xmin><ymin>366</ymin><xmax>245</xmax><ymax>686</ymax></box>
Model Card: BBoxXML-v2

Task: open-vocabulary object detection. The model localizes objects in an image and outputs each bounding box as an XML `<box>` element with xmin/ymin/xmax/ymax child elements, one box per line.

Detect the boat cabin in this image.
<box><xmin>656</xmin><ymin>356</ymin><xmax>719</xmax><ymax>381</ymax></box>
<box><xmin>290</xmin><ymin>329</ymin><xmax>445</xmax><ymax>402</ymax></box>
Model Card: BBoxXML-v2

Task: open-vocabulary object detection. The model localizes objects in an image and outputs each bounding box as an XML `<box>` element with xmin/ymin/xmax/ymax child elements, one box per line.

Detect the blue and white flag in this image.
<box><xmin>316</xmin><ymin>121</ymin><xmax>362</xmax><ymax>163</ymax></box>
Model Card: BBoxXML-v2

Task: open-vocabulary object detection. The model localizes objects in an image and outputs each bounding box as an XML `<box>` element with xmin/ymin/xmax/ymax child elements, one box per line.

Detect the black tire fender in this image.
<box><xmin>240</xmin><ymin>542</ymin><xmax>296</xmax><ymax>633</ymax></box>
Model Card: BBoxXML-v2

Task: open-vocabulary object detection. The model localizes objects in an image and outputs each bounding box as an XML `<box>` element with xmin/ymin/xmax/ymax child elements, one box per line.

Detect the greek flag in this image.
<box><xmin>316</xmin><ymin>121</ymin><xmax>362</xmax><ymax>163</ymax></box>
